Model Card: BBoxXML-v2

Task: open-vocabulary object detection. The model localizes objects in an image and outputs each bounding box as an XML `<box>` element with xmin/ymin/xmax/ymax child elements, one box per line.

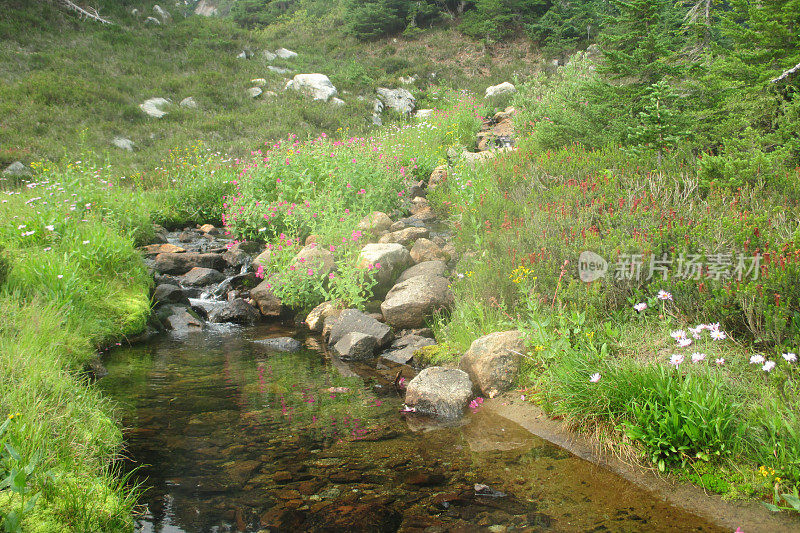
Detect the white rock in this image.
<box><xmin>111</xmin><ymin>137</ymin><xmax>135</xmax><ymax>151</ymax></box>
<box><xmin>237</xmin><ymin>51</ymin><xmax>248</xmax><ymax>60</ymax></box>
<box><xmin>285</xmin><ymin>74</ymin><xmax>338</xmax><ymax>102</ymax></box>
<box><xmin>263</xmin><ymin>50</ymin><xmax>277</xmax><ymax>61</ymax></box>
<box><xmin>2</xmin><ymin>161</ymin><xmax>31</xmax><ymax>178</ymax></box>
<box><xmin>330</xmin><ymin>97</ymin><xmax>345</xmax><ymax>107</ymax></box>
<box><xmin>144</xmin><ymin>16</ymin><xmax>161</xmax><ymax>25</ymax></box>
<box><xmin>251</xmin><ymin>78</ymin><xmax>267</xmax><ymax>87</ymax></box>
<box><xmin>247</xmin><ymin>87</ymin><xmax>263</xmax><ymax>98</ymax></box>
<box><xmin>268</xmin><ymin>66</ymin><xmax>292</xmax><ymax>75</ymax></box>
<box><xmin>179</xmin><ymin>97</ymin><xmax>198</xmax><ymax>109</ymax></box>
<box><xmin>140</xmin><ymin>97</ymin><xmax>170</xmax><ymax>118</ymax></box>
<box><xmin>376</xmin><ymin>87</ymin><xmax>415</xmax><ymax>115</ymax></box>
<box><xmin>399</xmin><ymin>75</ymin><xmax>417</xmax><ymax>85</ymax></box>
<box><xmin>415</xmin><ymin>109</ymin><xmax>434</xmax><ymax>120</ymax></box>
<box><xmin>275</xmin><ymin>48</ymin><xmax>297</xmax><ymax>59</ymax></box>
<box><xmin>153</xmin><ymin>5</ymin><xmax>172</xmax><ymax>23</ymax></box>
<box><xmin>485</xmin><ymin>82</ymin><xmax>516</xmax><ymax>98</ymax></box>
<box><xmin>194</xmin><ymin>0</ymin><xmax>218</xmax><ymax>16</ymax></box>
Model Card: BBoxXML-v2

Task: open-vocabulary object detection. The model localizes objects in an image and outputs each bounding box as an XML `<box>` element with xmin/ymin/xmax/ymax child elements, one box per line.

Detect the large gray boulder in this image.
<box><xmin>140</xmin><ymin>97</ymin><xmax>170</xmax><ymax>118</ymax></box>
<box><xmin>162</xmin><ymin>305</ymin><xmax>203</xmax><ymax>334</ymax></box>
<box><xmin>285</xmin><ymin>74</ymin><xmax>337</xmax><ymax>102</ymax></box>
<box><xmin>154</xmin><ymin>252</ymin><xmax>227</xmax><ymax>275</ymax></box>
<box><xmin>380</xmin><ymin>334</ymin><xmax>436</xmax><ymax>365</ymax></box>
<box><xmin>194</xmin><ymin>0</ymin><xmax>218</xmax><ymax>16</ymax></box>
<box><xmin>357</xmin><ymin>243</ymin><xmax>412</xmax><ymax>290</ymax></box>
<box><xmin>405</xmin><ymin>367</ymin><xmax>473</xmax><ymax>419</ymax></box>
<box><xmin>396</xmin><ymin>260</ymin><xmax>448</xmax><ymax>284</ymax></box>
<box><xmin>333</xmin><ymin>332</ymin><xmax>379</xmax><ymax>360</ymax></box>
<box><xmin>328</xmin><ymin>309</ymin><xmax>393</xmax><ymax>348</ymax></box>
<box><xmin>153</xmin><ymin>5</ymin><xmax>172</xmax><ymax>23</ymax></box>
<box><xmin>460</xmin><ymin>330</ymin><xmax>526</xmax><ymax>398</ymax></box>
<box><xmin>293</xmin><ymin>244</ymin><xmax>335</xmax><ymax>277</ymax></box>
<box><xmin>111</xmin><ymin>137</ymin><xmax>135</xmax><ymax>151</ymax></box>
<box><xmin>153</xmin><ymin>284</ymin><xmax>189</xmax><ymax>305</ymax></box>
<box><xmin>381</xmin><ymin>274</ymin><xmax>454</xmax><ymax>329</ymax></box>
<box><xmin>376</xmin><ymin>88</ymin><xmax>415</xmax><ymax>115</ymax></box>
<box><xmin>485</xmin><ymin>82</ymin><xmax>516</xmax><ymax>98</ymax></box>
<box><xmin>250</xmin><ymin>280</ymin><xmax>282</xmax><ymax>317</ymax></box>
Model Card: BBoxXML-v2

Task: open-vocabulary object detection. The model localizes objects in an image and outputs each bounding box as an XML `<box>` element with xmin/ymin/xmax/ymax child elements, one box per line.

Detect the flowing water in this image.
<box><xmin>100</xmin><ymin>324</ymin><xmax>725</xmax><ymax>533</ymax></box>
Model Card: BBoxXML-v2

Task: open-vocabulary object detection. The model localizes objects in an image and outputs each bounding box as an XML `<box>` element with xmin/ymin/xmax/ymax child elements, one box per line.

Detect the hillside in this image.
<box><xmin>0</xmin><ymin>1</ymin><xmax>539</xmax><ymax>173</ymax></box>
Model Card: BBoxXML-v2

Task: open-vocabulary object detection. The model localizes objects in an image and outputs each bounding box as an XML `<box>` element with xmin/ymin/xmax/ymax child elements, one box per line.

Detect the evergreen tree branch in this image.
<box><xmin>771</xmin><ymin>61</ymin><xmax>800</xmax><ymax>84</ymax></box>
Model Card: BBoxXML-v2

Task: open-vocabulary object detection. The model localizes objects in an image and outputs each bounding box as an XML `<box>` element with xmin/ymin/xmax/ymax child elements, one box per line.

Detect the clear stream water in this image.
<box><xmin>99</xmin><ymin>324</ymin><xmax>725</xmax><ymax>533</ymax></box>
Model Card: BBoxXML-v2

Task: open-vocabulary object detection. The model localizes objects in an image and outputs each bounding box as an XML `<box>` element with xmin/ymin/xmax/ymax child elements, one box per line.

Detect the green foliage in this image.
<box><xmin>622</xmin><ymin>369</ymin><xmax>738</xmax><ymax>471</ymax></box>
<box><xmin>526</xmin><ymin>0</ymin><xmax>606</xmax><ymax>57</ymax></box>
<box><xmin>459</xmin><ymin>0</ymin><xmax>546</xmax><ymax>43</ymax></box>
<box><xmin>0</xmin><ymin>416</ymin><xmax>45</xmax><ymax>533</ymax></box>
<box><xmin>625</xmin><ymin>80</ymin><xmax>690</xmax><ymax>163</ymax></box>
<box><xmin>344</xmin><ymin>0</ymin><xmax>409</xmax><ymax>40</ymax></box>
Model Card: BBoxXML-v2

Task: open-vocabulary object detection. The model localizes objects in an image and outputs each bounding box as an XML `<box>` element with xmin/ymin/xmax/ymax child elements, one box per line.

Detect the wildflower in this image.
<box><xmin>328</xmin><ymin>272</ymin><xmax>335</xmax><ymax>280</ymax></box>
<box><xmin>762</xmin><ymin>360</ymin><xmax>776</xmax><ymax>372</ymax></box>
<box><xmin>678</xmin><ymin>337</ymin><xmax>693</xmax><ymax>348</ymax></box>
<box><xmin>82</xmin><ymin>240</ymin><xmax>90</xmax><ymax>244</ymax></box>
<box><xmin>657</xmin><ymin>290</ymin><xmax>673</xmax><ymax>301</ymax></box>
<box><xmin>782</xmin><ymin>353</ymin><xmax>797</xmax><ymax>363</ymax></box>
<box><xmin>45</xmin><ymin>225</ymin><xmax>54</xmax><ymax>231</ymax></box>
<box><xmin>43</xmin><ymin>247</ymin><xmax>51</xmax><ymax>252</ymax></box>
<box><xmin>710</xmin><ymin>329</ymin><xmax>727</xmax><ymax>341</ymax></box>
<box><xmin>715</xmin><ymin>358</ymin><xmax>725</xmax><ymax>365</ymax></box>
<box><xmin>57</xmin><ymin>274</ymin><xmax>63</xmax><ymax>279</ymax></box>
<box><xmin>750</xmin><ymin>354</ymin><xmax>765</xmax><ymax>365</ymax></box>
<box><xmin>589</xmin><ymin>373</ymin><xmax>601</xmax><ymax>383</ymax></box>
<box><xmin>634</xmin><ymin>302</ymin><xmax>647</xmax><ymax>312</ymax></box>
<box><xmin>691</xmin><ymin>352</ymin><xmax>706</xmax><ymax>363</ymax></box>
<box><xmin>670</xmin><ymin>330</ymin><xmax>687</xmax><ymax>340</ymax></box>
<box><xmin>688</xmin><ymin>326</ymin><xmax>703</xmax><ymax>338</ymax></box>
<box><xmin>669</xmin><ymin>354</ymin><xmax>684</xmax><ymax>366</ymax></box>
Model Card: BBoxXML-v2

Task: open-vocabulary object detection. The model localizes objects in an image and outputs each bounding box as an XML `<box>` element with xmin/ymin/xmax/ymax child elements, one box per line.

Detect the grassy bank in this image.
<box><xmin>426</xmin><ymin>107</ymin><xmax>800</xmax><ymax>511</ymax></box>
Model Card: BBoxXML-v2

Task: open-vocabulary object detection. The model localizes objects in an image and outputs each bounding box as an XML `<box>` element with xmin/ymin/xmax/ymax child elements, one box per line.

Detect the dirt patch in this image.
<box><xmin>485</xmin><ymin>394</ymin><xmax>800</xmax><ymax>533</ymax></box>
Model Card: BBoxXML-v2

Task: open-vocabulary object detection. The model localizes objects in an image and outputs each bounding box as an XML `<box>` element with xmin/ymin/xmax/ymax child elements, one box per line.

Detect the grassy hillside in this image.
<box><xmin>0</xmin><ymin>1</ymin><xmax>539</xmax><ymax>173</ymax></box>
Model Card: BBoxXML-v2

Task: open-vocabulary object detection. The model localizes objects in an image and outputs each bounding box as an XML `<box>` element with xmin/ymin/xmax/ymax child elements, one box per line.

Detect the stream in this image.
<box><xmin>100</xmin><ymin>324</ymin><xmax>726</xmax><ymax>533</ymax></box>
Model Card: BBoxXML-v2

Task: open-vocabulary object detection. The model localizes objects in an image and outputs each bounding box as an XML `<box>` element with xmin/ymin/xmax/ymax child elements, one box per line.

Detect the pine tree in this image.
<box><xmin>626</xmin><ymin>80</ymin><xmax>689</xmax><ymax>164</ymax></box>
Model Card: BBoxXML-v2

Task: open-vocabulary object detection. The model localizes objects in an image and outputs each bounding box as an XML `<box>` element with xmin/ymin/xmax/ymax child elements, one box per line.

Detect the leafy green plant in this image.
<box><xmin>0</xmin><ymin>415</ymin><xmax>45</xmax><ymax>533</ymax></box>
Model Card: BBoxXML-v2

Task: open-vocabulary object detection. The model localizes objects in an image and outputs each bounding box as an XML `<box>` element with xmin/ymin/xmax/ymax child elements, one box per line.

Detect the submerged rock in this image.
<box><xmin>153</xmin><ymin>252</ymin><xmax>227</xmax><ymax>275</ymax></box>
<box><xmin>162</xmin><ymin>305</ymin><xmax>204</xmax><ymax>334</ymax></box>
<box><xmin>405</xmin><ymin>367</ymin><xmax>472</xmax><ymax>419</ymax></box>
<box><xmin>380</xmin><ymin>334</ymin><xmax>436</xmax><ymax>365</ymax></box>
<box><xmin>460</xmin><ymin>330</ymin><xmax>525</xmax><ymax>398</ymax></box>
<box><xmin>256</xmin><ymin>337</ymin><xmax>302</xmax><ymax>352</ymax></box>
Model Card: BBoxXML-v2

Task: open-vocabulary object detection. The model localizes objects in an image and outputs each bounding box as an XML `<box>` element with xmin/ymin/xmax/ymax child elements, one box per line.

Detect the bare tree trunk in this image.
<box><xmin>772</xmin><ymin>61</ymin><xmax>800</xmax><ymax>84</ymax></box>
<box><xmin>56</xmin><ymin>0</ymin><xmax>113</xmax><ymax>25</ymax></box>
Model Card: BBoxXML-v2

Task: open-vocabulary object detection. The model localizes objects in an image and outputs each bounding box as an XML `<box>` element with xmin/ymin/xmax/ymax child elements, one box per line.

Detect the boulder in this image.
<box><xmin>153</xmin><ymin>5</ymin><xmax>172</xmax><ymax>23</ymax></box>
<box><xmin>2</xmin><ymin>162</ymin><xmax>32</xmax><ymax>178</ymax></box>
<box><xmin>485</xmin><ymin>82</ymin><xmax>516</xmax><ymax>98</ymax></box>
<box><xmin>140</xmin><ymin>97</ymin><xmax>170</xmax><ymax>118</ymax></box>
<box><xmin>405</xmin><ymin>367</ymin><xmax>473</xmax><ymax>419</ymax></box>
<box><xmin>208</xmin><ymin>299</ymin><xmax>260</xmax><ymax>324</ymax></box>
<box><xmin>255</xmin><ymin>337</ymin><xmax>302</xmax><ymax>352</ymax></box>
<box><xmin>293</xmin><ymin>244</ymin><xmax>335</xmax><ymax>277</ymax></box>
<box><xmin>356</xmin><ymin>211</ymin><xmax>393</xmax><ymax>234</ymax></box>
<box><xmin>163</xmin><ymin>305</ymin><xmax>203</xmax><ymax>334</ymax></box>
<box><xmin>198</xmin><ymin>223</ymin><xmax>221</xmax><ymax>235</ymax></box>
<box><xmin>410</xmin><ymin>238</ymin><xmax>447</xmax><ymax>263</ymax></box>
<box><xmin>247</xmin><ymin>87</ymin><xmax>263</xmax><ymax>98</ymax></box>
<box><xmin>380</xmin><ymin>274</ymin><xmax>454</xmax><ymax>329</ymax></box>
<box><xmin>378</xmin><ymin>227</ymin><xmax>430</xmax><ymax>247</ymax></box>
<box><xmin>380</xmin><ymin>334</ymin><xmax>436</xmax><ymax>365</ymax></box>
<box><xmin>182</xmin><ymin>267</ymin><xmax>225</xmax><ymax>287</ymax></box>
<box><xmin>237</xmin><ymin>51</ymin><xmax>248</xmax><ymax>59</ymax></box>
<box><xmin>330</xmin><ymin>97</ymin><xmax>345</xmax><ymax>107</ymax></box>
<box><xmin>414</xmin><ymin>109</ymin><xmax>434</xmax><ymax>120</ymax></box>
<box><xmin>333</xmin><ymin>332</ymin><xmax>378</xmax><ymax>360</ymax></box>
<box><xmin>285</xmin><ymin>74</ymin><xmax>338</xmax><ymax>102</ymax></box>
<box><xmin>305</xmin><ymin>301</ymin><xmax>342</xmax><ymax>332</ymax></box>
<box><xmin>328</xmin><ymin>309</ymin><xmax>393</xmax><ymax>348</ymax></box>
<box><xmin>194</xmin><ymin>0</ymin><xmax>218</xmax><ymax>16</ymax></box>
<box><xmin>376</xmin><ymin>87</ymin><xmax>415</xmax><ymax>115</ymax></box>
<box><xmin>263</xmin><ymin>50</ymin><xmax>277</xmax><ymax>61</ymax></box>
<box><xmin>250</xmin><ymin>280</ymin><xmax>282</xmax><ymax>317</ymax></box>
<box><xmin>152</xmin><ymin>284</ymin><xmax>189</xmax><ymax>305</ymax></box>
<box><xmin>251</xmin><ymin>78</ymin><xmax>267</xmax><ymax>87</ymax></box>
<box><xmin>357</xmin><ymin>243</ymin><xmax>412</xmax><ymax>290</ymax></box>
<box><xmin>275</xmin><ymin>48</ymin><xmax>298</xmax><ymax>59</ymax></box>
<box><xmin>180</xmin><ymin>97</ymin><xmax>198</xmax><ymax>109</ymax></box>
<box><xmin>111</xmin><ymin>137</ymin><xmax>135</xmax><ymax>151</ymax></box>
<box><xmin>154</xmin><ymin>252</ymin><xmax>227</xmax><ymax>274</ymax></box>
<box><xmin>396</xmin><ymin>260</ymin><xmax>448</xmax><ymax>284</ymax></box>
<box><xmin>460</xmin><ymin>330</ymin><xmax>526</xmax><ymax>398</ymax></box>
<box><xmin>144</xmin><ymin>16</ymin><xmax>160</xmax><ymax>25</ymax></box>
